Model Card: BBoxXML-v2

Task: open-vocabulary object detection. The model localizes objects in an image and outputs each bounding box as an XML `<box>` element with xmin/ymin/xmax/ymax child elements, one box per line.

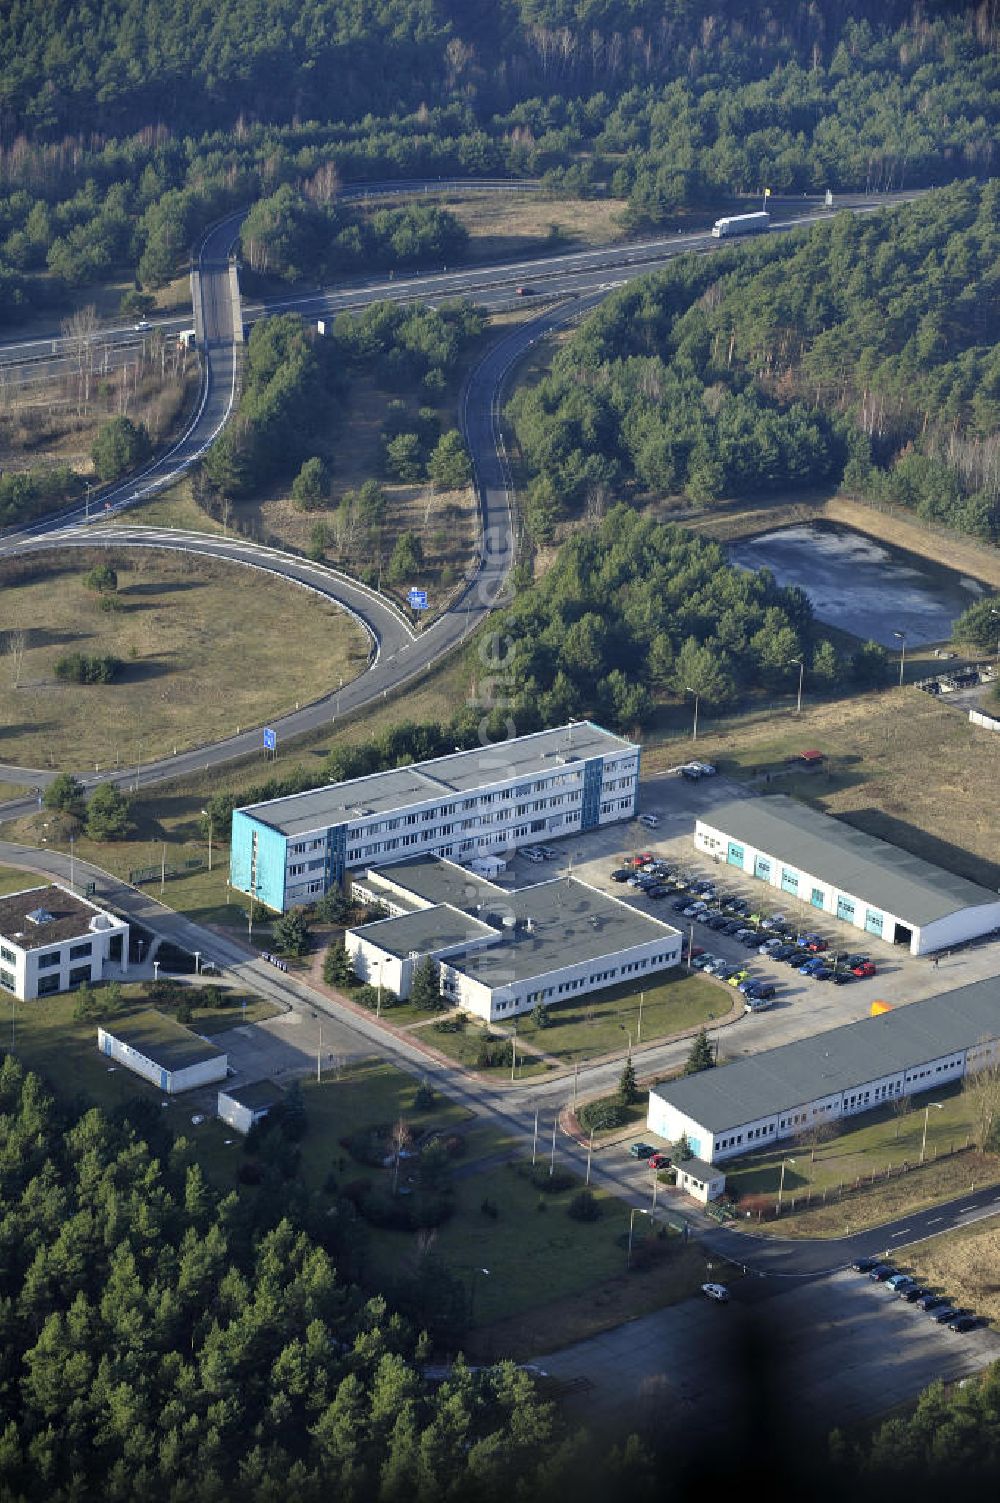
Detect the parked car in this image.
<box><xmin>744</xmin><ymin>982</ymin><xmax>776</xmax><ymax>1000</ymax></box>
<box><xmin>629</xmin><ymin>1143</ymin><xmax>655</xmax><ymax>1159</ymax></box>
<box><xmin>830</xmin><ymin>971</ymin><xmax>857</xmax><ymax>985</ymax></box>
<box><xmin>724</xmin><ymin>898</ymin><xmax>749</xmax><ymax>916</ymax></box>
<box><xmin>649</xmin><ymin>1152</ymin><xmax>672</xmax><ymax>1169</ymax></box>
<box><xmin>689</xmin><ymin>955</ymin><xmax>712</xmax><ymax>970</ymax></box>
<box><xmin>672</xmin><ymin>898</ymin><xmax>693</xmax><ymax>913</ymax></box>
<box><xmin>760</xmin><ymin>913</ymin><xmax>788</xmax><ymax>931</ymax></box>
<box><xmin>726</xmin><ymin>969</ymin><xmax>750</xmax><ymax>986</ymax></box>
<box><xmin>930</xmin><ymin>1305</ymin><xmax>959</xmax><ymax>1323</ymax></box>
<box><xmin>869</xmin><ymin>1264</ymin><xmax>897</xmax><ymax>1281</ymax></box>
<box><xmin>540</xmin><ymin>845</ymin><xmax>559</xmax><ymax>859</ymax></box>
<box><xmin>886</xmin><ymin>1274</ymin><xmax>916</xmax><ymax>1292</ymax></box>
<box><xmin>683</xmin><ymin>903</ymin><xmax>708</xmax><ymax>918</ymax></box>
<box><xmin>705</xmin><ymin>914</ymin><xmax>730</xmax><ymax>930</ymax></box>
<box><xmin>852</xmin><ymin>1256</ymin><xmax>881</xmax><ymax>1272</ymax></box>
<box><xmin>721</xmin><ymin>920</ymin><xmax>746</xmax><ymax>936</ymax></box>
<box><xmin>809</xmin><ymin>967</ymin><xmax>835</xmax><ymax>982</ymax></box>
<box><xmin>916</xmin><ymin>1293</ymin><xmax>949</xmax><ymax>1312</ymax></box>
<box><xmin>805</xmin><ymin>937</ymin><xmax>829</xmax><ymax>953</ymax></box>
<box><xmin>637</xmin><ymin>813</ymin><xmax>660</xmax><ymax>829</ymax></box>
<box><xmin>744</xmin><ymin>995</ymin><xmax>774</xmax><ymax>1013</ymax></box>
<box><xmin>610</xmin><ymin>868</ymin><xmax>631</xmax><ymax>882</ymax></box>
<box><xmin>949</xmin><ymin>1314</ymin><xmax>980</xmax><ymax>1332</ymax></box>
<box><xmin>845</xmin><ymin>954</ymin><xmax>871</xmax><ymax>969</ymax></box>
<box><xmin>901</xmin><ymin>1286</ymin><xmax>928</xmax><ymax>1303</ymax></box>
<box><xmin>680</xmin><ymin>764</ymin><xmax>703</xmax><ymax>781</ymax></box>
<box><xmin>700</xmin><ymin>1283</ymin><xmax>729</xmax><ymax>1302</ymax></box>
<box><xmin>758</xmin><ymin>938</ymin><xmax>785</xmax><ymax>956</ymax></box>
<box><xmin>852</xmin><ymin>961</ymin><xmax>877</xmax><ymax>978</ymax></box>
<box><xmin>799</xmin><ymin>958</ymin><xmax>828</xmax><ymax>975</ymax></box>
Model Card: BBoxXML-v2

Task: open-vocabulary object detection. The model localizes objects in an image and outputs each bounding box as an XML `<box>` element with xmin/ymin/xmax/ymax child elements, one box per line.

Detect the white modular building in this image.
<box><xmin>695</xmin><ymin>795</ymin><xmax>1000</xmax><ymax>955</ymax></box>
<box><xmin>217</xmin><ymin>1080</ymin><xmax>284</xmax><ymax>1134</ymax></box>
<box><xmin>648</xmin><ymin>977</ymin><xmax>1000</xmax><ymax>1164</ymax></box>
<box><xmin>230</xmin><ymin>721</ymin><xmax>639</xmax><ymax>913</ymax></box>
<box><xmin>346</xmin><ymin>856</ymin><xmax>682</xmax><ymax>1023</ymax></box>
<box><xmin>0</xmin><ymin>884</ymin><xmax>129</xmax><ymax>1001</ymax></box>
<box><xmin>98</xmin><ymin>1011</ymin><xmax>228</xmax><ymax>1095</ymax></box>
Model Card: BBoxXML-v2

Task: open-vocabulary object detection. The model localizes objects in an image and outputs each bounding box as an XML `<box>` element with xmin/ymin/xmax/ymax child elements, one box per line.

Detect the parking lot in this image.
<box><xmin>535</xmin><ymin>1263</ymin><xmax>1000</xmax><ymax>1451</ymax></box>
<box><xmin>499</xmin><ymin>768</ymin><xmax>1000</xmax><ymax>1060</ymax></box>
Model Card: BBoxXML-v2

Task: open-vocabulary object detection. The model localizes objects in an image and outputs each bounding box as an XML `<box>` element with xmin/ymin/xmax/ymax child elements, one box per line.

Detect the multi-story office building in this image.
<box><xmin>0</xmin><ymin>884</ymin><xmax>128</xmax><ymax>1001</ymax></box>
<box><xmin>230</xmin><ymin>722</ymin><xmax>639</xmax><ymax>912</ymax></box>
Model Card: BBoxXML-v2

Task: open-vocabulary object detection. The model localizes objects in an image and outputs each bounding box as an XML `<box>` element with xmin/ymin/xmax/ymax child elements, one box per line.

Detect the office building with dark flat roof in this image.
<box><xmin>0</xmin><ymin>884</ymin><xmax>128</xmax><ymax>1000</ymax></box>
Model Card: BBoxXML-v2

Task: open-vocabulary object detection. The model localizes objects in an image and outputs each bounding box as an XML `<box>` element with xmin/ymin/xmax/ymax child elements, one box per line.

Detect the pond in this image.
<box><xmin>729</xmin><ymin>521</ymin><xmax>990</xmax><ymax>647</ymax></box>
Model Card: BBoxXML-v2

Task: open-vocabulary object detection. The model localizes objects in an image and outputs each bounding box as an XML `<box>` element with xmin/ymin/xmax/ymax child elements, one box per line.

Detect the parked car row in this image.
<box><xmin>680</xmin><ymin>760</ymin><xmax>717</xmax><ymax>781</ymax></box>
<box><xmin>852</xmin><ymin>1257</ymin><xmax>981</xmax><ymax>1332</ymax></box>
<box><xmin>522</xmin><ymin>844</ymin><xmax>560</xmax><ymax>863</ymax></box>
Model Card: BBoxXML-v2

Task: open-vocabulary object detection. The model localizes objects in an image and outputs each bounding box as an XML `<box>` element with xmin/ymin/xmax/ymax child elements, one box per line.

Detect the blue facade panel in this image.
<box><xmin>229</xmin><ymin>810</ymin><xmax>287</xmax><ymax>912</ymax></box>
<box><xmin>327</xmin><ymin>824</ymin><xmax>347</xmax><ymax>888</ymax></box>
<box><xmin>581</xmin><ymin>756</ymin><xmax>603</xmax><ymax>831</ymax></box>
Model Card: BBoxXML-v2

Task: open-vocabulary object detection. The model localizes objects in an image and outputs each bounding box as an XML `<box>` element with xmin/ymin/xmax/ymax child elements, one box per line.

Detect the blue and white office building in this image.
<box><xmin>230</xmin><ymin>722</ymin><xmax>639</xmax><ymax>912</ymax></box>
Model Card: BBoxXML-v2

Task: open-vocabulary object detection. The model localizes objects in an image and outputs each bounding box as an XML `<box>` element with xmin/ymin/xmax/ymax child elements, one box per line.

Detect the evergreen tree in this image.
<box><xmin>618</xmin><ymin>1055</ymin><xmax>638</xmax><ymax>1104</ymax></box>
<box><xmin>409</xmin><ymin>955</ymin><xmax>441</xmax><ymax>1011</ymax></box>
<box><xmin>684</xmin><ymin>1029</ymin><xmax>715</xmax><ymax>1076</ymax></box>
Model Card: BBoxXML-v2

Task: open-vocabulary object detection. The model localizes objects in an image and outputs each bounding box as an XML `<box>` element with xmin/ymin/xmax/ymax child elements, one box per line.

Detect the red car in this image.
<box><xmin>852</xmin><ymin>960</ymin><xmax>877</xmax><ymax>977</ymax></box>
<box><xmin>806</xmin><ymin>937</ymin><xmax>828</xmax><ymax>953</ymax></box>
<box><xmin>649</xmin><ymin>1152</ymin><xmax>672</xmax><ymax>1170</ymax></box>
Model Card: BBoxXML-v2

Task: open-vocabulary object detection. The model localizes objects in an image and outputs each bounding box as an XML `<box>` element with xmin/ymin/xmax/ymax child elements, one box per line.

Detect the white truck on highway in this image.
<box><xmin>711</xmin><ymin>211</ymin><xmax>771</xmax><ymax>238</ymax></box>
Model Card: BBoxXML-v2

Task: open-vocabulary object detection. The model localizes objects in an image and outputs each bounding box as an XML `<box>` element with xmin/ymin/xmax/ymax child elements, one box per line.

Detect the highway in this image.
<box><xmin>0</xmin><ymin>185</ymin><xmax>925</xmax><ymax>807</ymax></box>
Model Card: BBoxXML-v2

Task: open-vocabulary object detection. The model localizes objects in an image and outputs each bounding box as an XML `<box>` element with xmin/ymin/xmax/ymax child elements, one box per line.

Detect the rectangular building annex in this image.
<box><xmin>695</xmin><ymin>795</ymin><xmax>1000</xmax><ymax>955</ymax></box>
<box><xmin>217</xmin><ymin>1080</ymin><xmax>284</xmax><ymax>1134</ymax></box>
<box><xmin>0</xmin><ymin>884</ymin><xmax>129</xmax><ymax>1001</ymax></box>
<box><xmin>648</xmin><ymin>977</ymin><xmax>1000</xmax><ymax>1164</ymax></box>
<box><xmin>98</xmin><ymin>1011</ymin><xmax>228</xmax><ymax>1095</ymax></box>
<box><xmin>230</xmin><ymin>722</ymin><xmax>639</xmax><ymax>913</ymax></box>
<box><xmin>346</xmin><ymin>857</ymin><xmax>682</xmax><ymax>1023</ymax></box>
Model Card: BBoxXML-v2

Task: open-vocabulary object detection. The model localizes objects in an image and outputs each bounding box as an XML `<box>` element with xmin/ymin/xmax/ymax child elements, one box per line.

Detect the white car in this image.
<box><xmin>133</xmin><ymin>319</ymin><xmax>151</xmax><ymax>331</ymax></box>
<box><xmin>701</xmin><ymin>1283</ymin><xmax>729</xmax><ymax>1303</ymax></box>
<box><xmin>637</xmin><ymin>812</ymin><xmax>659</xmax><ymax>829</ymax></box>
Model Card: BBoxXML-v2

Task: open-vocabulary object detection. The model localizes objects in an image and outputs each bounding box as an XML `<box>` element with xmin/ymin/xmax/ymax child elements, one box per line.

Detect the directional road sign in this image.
<box><xmin>407</xmin><ymin>588</ymin><xmax>429</xmax><ymax>610</ymax></box>
<box><xmin>263</xmin><ymin>727</ymin><xmax>277</xmax><ymax>752</ymax></box>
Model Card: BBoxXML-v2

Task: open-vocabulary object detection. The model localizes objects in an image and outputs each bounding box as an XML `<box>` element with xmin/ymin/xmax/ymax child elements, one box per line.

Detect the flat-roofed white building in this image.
<box><xmin>0</xmin><ymin>884</ymin><xmax>128</xmax><ymax>1001</ymax></box>
<box><xmin>648</xmin><ymin>978</ymin><xmax>1000</xmax><ymax>1164</ymax></box>
<box><xmin>98</xmin><ymin>1011</ymin><xmax>227</xmax><ymax>1095</ymax></box>
<box><xmin>695</xmin><ymin>795</ymin><xmax>1000</xmax><ymax>955</ymax></box>
<box><xmin>230</xmin><ymin>722</ymin><xmax>640</xmax><ymax>913</ymax></box>
<box><xmin>217</xmin><ymin>1080</ymin><xmax>284</xmax><ymax>1134</ymax></box>
<box><xmin>346</xmin><ymin>857</ymin><xmax>682</xmax><ymax>1023</ymax></box>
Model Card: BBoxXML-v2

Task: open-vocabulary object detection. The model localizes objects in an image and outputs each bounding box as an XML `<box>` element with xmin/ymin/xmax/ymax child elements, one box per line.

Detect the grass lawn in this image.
<box><xmin>900</xmin><ymin>1220</ymin><xmax>1000</xmax><ymax>1324</ymax></box>
<box><xmin>363</xmin><ymin>1154</ymin><xmax>708</xmax><ymax>1346</ymax></box>
<box><xmin>0</xmin><ymin>864</ymin><xmax>39</xmax><ymax>896</ymax></box>
<box><xmin>445</xmin><ymin>190</ymin><xmax>628</xmax><ymax>261</ymax></box>
<box><xmin>515</xmin><ymin>970</ymin><xmax>728</xmax><ymax>1065</ymax></box>
<box><xmin>8</xmin><ymin>985</ymin><xmax>281</xmax><ymax>1115</ymax></box>
<box><xmin>418</xmin><ymin>1016</ymin><xmax>550</xmax><ymax>1077</ymax></box>
<box><xmin>0</xmin><ymin>547</ymin><xmax>370</xmax><ymax>771</ymax></box>
<box><xmin>725</xmin><ymin>1082</ymin><xmax>1000</xmax><ymax>1236</ymax></box>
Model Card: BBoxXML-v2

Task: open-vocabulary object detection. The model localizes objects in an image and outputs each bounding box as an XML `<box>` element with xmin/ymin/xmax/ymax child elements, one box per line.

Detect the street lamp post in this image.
<box><xmin>69</xmin><ymin>835</ymin><xmax>75</xmax><ymax>892</ymax></box>
<box><xmin>627</xmin><ymin>1207</ymin><xmax>651</xmax><ymax>1269</ymax></box>
<box><xmin>687</xmin><ymin>921</ymin><xmax>695</xmax><ymax>972</ymax></box>
<box><xmin>685</xmin><ymin>686</ymin><xmax>700</xmax><ymax>742</ymax></box>
<box><xmin>777</xmin><ymin>1155</ymin><xmax>796</xmax><ymax>1213</ymax></box>
<box><xmin>201</xmin><ymin>807</ymin><xmax>213</xmax><ymax>872</ymax></box>
<box><xmin>920</xmin><ymin>1101</ymin><xmax>943</xmax><ymax>1164</ymax></box>
<box><xmin>893</xmin><ymin>630</ymin><xmax>907</xmax><ymax>688</ymax></box>
<box><xmin>790</xmin><ymin>659</ymin><xmax>804</xmax><ymax>715</ymax></box>
<box><xmin>637</xmin><ymin>990</ymin><xmax>644</xmax><ymax>1044</ymax></box>
<box><xmin>469</xmin><ymin>1266</ymin><xmax>490</xmax><ymax>1325</ymax></box>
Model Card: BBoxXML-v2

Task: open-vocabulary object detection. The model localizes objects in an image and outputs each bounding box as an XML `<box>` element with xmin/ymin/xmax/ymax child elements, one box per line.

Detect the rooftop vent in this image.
<box><xmin>25</xmin><ymin>908</ymin><xmax>54</xmax><ymax>926</ymax></box>
<box><xmin>89</xmin><ymin>914</ymin><xmax>112</xmax><ymax>932</ymax></box>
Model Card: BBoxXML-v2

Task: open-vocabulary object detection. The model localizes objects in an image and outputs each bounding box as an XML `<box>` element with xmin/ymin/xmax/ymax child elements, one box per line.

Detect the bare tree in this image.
<box><xmin>892</xmin><ymin>1092</ymin><xmax>912</xmax><ymax>1140</ymax></box>
<box><xmin>5</xmin><ymin>628</ymin><xmax>26</xmax><ymax>688</ymax></box>
<box><xmin>964</xmin><ymin>1051</ymin><xmax>1000</xmax><ymax>1152</ymax></box>
<box><xmin>61</xmin><ymin>304</ymin><xmax>98</xmax><ymax>414</ymax></box>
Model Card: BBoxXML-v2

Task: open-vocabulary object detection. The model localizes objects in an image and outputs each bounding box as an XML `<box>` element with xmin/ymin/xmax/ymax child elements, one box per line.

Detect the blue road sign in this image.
<box><xmin>407</xmin><ymin>588</ymin><xmax>429</xmax><ymax>610</ymax></box>
<box><xmin>263</xmin><ymin>727</ymin><xmax>277</xmax><ymax>752</ymax></box>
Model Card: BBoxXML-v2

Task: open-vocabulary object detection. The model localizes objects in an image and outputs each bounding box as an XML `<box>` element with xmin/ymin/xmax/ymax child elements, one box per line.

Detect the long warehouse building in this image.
<box><xmin>695</xmin><ymin>795</ymin><xmax>1000</xmax><ymax>955</ymax></box>
<box><xmin>648</xmin><ymin>977</ymin><xmax>1000</xmax><ymax>1164</ymax></box>
<box><xmin>230</xmin><ymin>722</ymin><xmax>639</xmax><ymax>912</ymax></box>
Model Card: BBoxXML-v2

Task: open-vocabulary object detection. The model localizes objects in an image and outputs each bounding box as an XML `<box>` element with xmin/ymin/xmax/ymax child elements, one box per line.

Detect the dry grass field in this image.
<box><xmin>901</xmin><ymin>1221</ymin><xmax>1000</xmax><ymax>1323</ymax></box>
<box><xmin>441</xmin><ymin>191</ymin><xmax>629</xmax><ymax>260</ymax></box>
<box><xmin>0</xmin><ymin>547</ymin><xmax>370</xmax><ymax>770</ymax></box>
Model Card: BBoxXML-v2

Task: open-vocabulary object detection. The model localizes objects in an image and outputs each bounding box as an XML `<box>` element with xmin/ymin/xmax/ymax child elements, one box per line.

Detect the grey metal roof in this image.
<box><xmin>701</xmin><ymin>795</ymin><xmax>1000</xmax><ymax>927</ymax></box>
<box><xmin>220</xmin><ymin>1080</ymin><xmax>284</xmax><ymax>1112</ymax></box>
<box><xmin>652</xmin><ymin>977</ymin><xmax>1000</xmax><ymax>1135</ymax></box>
<box><xmin>368</xmin><ymin>855</ymin><xmax>510</xmax><ymax>912</ymax></box>
<box><xmin>238</xmin><ymin>722</ymin><xmax>634</xmax><ymax>838</ymax></box>
<box><xmin>357</xmin><ymin>904</ymin><xmax>499</xmax><ymax>961</ymax></box>
<box><xmin>103</xmin><ymin>1012</ymin><xmax>224</xmax><ymax>1073</ymax></box>
<box><xmin>453</xmin><ymin>877</ymin><xmax>679</xmax><ymax>986</ymax></box>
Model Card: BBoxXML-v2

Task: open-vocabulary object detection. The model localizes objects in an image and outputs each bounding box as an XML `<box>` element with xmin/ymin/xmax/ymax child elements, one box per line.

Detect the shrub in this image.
<box><xmin>567</xmin><ymin>1189</ymin><xmax>601</xmax><ymax>1222</ymax></box>
<box><xmin>55</xmin><ymin>652</ymin><xmax>122</xmax><ymax>684</ymax></box>
<box><xmin>578</xmin><ymin>1096</ymin><xmax>628</xmax><ymax>1133</ymax></box>
<box><xmin>414</xmin><ymin>1082</ymin><xmax>436</xmax><ymax>1111</ymax></box>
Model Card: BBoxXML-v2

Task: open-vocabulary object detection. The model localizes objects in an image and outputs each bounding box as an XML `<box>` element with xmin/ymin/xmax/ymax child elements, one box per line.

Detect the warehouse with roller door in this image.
<box><xmin>230</xmin><ymin>721</ymin><xmax>639</xmax><ymax>913</ymax></box>
<box><xmin>648</xmin><ymin>976</ymin><xmax>1000</xmax><ymax>1164</ymax></box>
<box><xmin>694</xmin><ymin>795</ymin><xmax>1000</xmax><ymax>955</ymax></box>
